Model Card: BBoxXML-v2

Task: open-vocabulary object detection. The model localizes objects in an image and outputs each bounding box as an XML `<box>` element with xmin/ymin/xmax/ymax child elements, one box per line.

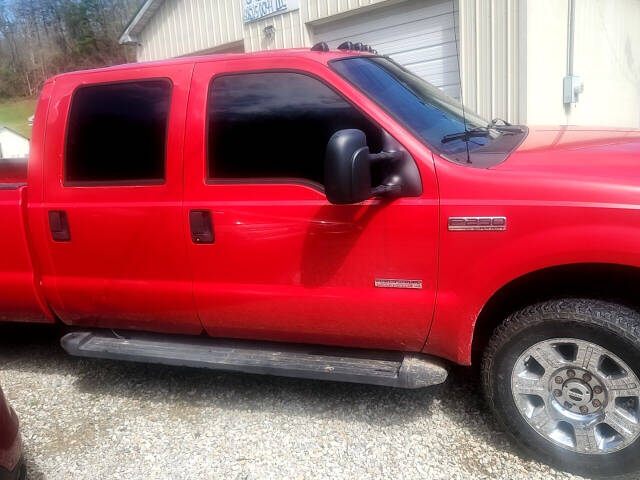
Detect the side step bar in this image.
<box><xmin>61</xmin><ymin>330</ymin><xmax>448</xmax><ymax>389</ymax></box>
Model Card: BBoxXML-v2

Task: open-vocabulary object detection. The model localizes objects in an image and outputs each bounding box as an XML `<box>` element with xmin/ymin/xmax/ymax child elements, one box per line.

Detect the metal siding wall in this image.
<box><xmin>525</xmin><ymin>0</ymin><xmax>640</xmax><ymax>127</ymax></box>
<box><xmin>138</xmin><ymin>0</ymin><xmax>244</xmax><ymax>61</ymax></box>
<box><xmin>137</xmin><ymin>0</ymin><xmax>396</xmax><ymax>60</ymax></box>
<box><xmin>243</xmin><ymin>9</ymin><xmax>308</xmax><ymax>51</ymax></box>
<box><xmin>459</xmin><ymin>0</ymin><xmax>524</xmax><ymax>124</ymax></box>
<box><xmin>242</xmin><ymin>0</ymin><xmax>391</xmax><ymax>52</ymax></box>
<box><xmin>304</xmin><ymin>0</ymin><xmax>388</xmax><ymax>23</ymax></box>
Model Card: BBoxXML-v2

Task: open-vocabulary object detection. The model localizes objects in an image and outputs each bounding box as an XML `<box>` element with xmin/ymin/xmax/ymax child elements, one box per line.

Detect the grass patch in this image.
<box><xmin>0</xmin><ymin>97</ymin><xmax>37</xmax><ymax>138</ymax></box>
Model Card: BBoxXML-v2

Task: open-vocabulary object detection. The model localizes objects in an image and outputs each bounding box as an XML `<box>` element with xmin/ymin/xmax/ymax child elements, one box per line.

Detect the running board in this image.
<box><xmin>61</xmin><ymin>331</ymin><xmax>448</xmax><ymax>389</ymax></box>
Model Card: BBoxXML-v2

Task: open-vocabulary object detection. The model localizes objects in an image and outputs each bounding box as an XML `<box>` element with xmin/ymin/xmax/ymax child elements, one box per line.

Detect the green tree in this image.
<box><xmin>0</xmin><ymin>0</ymin><xmax>141</xmax><ymax>99</ymax></box>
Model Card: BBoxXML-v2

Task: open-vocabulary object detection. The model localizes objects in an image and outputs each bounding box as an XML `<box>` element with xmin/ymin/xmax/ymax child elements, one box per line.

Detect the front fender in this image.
<box><xmin>424</xmin><ymin>159</ymin><xmax>640</xmax><ymax>364</ymax></box>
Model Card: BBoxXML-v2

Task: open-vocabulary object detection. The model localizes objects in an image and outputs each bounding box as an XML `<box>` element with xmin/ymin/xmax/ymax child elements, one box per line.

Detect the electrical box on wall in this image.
<box><xmin>563</xmin><ymin>75</ymin><xmax>584</xmax><ymax>104</ymax></box>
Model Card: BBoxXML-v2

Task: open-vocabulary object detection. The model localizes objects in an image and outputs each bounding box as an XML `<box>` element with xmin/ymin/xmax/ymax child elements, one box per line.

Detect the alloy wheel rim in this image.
<box><xmin>511</xmin><ymin>338</ymin><xmax>640</xmax><ymax>454</ymax></box>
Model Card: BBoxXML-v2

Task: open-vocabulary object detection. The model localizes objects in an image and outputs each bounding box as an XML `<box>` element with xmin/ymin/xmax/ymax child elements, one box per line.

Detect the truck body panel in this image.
<box><xmin>183</xmin><ymin>56</ymin><xmax>439</xmax><ymax>350</ymax></box>
<box><xmin>0</xmin><ymin>187</ymin><xmax>49</xmax><ymax>323</ymax></box>
<box><xmin>0</xmin><ymin>80</ymin><xmax>54</xmax><ymax>324</ymax></box>
<box><xmin>37</xmin><ymin>63</ymin><xmax>201</xmax><ymax>334</ymax></box>
<box><xmin>424</xmin><ymin>127</ymin><xmax>640</xmax><ymax>363</ymax></box>
<box><xmin>0</xmin><ymin>159</ymin><xmax>26</xmax><ymax>186</ymax></box>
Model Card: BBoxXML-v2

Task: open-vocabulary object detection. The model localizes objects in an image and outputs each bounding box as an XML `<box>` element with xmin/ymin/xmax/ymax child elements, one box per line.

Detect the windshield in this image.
<box><xmin>331</xmin><ymin>56</ymin><xmax>498</xmax><ymax>161</ymax></box>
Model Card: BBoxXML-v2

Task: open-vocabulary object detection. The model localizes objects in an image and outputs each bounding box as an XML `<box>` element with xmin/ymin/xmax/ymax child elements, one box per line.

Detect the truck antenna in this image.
<box><xmin>451</xmin><ymin>0</ymin><xmax>471</xmax><ymax>163</ymax></box>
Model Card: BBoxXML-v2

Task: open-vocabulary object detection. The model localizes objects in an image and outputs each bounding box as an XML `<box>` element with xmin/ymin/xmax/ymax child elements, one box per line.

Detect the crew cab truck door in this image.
<box><xmin>41</xmin><ymin>64</ymin><xmax>201</xmax><ymax>334</ymax></box>
<box><xmin>183</xmin><ymin>57</ymin><xmax>439</xmax><ymax>350</ymax></box>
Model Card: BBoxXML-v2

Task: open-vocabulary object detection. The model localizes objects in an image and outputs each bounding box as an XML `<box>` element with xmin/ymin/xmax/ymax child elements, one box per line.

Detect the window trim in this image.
<box><xmin>204</xmin><ymin>68</ymin><xmax>385</xmax><ymax>193</ymax></box>
<box><xmin>63</xmin><ymin>77</ymin><xmax>173</xmax><ymax>187</ymax></box>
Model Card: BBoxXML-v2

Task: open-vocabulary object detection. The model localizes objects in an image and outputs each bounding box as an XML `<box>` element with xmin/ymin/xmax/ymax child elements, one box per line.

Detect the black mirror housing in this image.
<box><xmin>324</xmin><ymin>129</ymin><xmax>423</xmax><ymax>205</ymax></box>
<box><xmin>324</xmin><ymin>129</ymin><xmax>373</xmax><ymax>205</ymax></box>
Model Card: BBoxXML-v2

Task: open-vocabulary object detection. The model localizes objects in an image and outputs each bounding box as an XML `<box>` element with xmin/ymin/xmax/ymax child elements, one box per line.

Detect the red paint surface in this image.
<box><xmin>425</xmin><ymin>126</ymin><xmax>640</xmax><ymax>363</ymax></box>
<box><xmin>183</xmin><ymin>56</ymin><xmax>438</xmax><ymax>351</ymax></box>
<box><xmin>1</xmin><ymin>49</ymin><xmax>640</xmax><ymax>364</ymax></box>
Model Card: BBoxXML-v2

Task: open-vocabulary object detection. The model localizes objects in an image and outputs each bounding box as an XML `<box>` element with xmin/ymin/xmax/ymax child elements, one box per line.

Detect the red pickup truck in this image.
<box><xmin>2</xmin><ymin>45</ymin><xmax>640</xmax><ymax>476</ymax></box>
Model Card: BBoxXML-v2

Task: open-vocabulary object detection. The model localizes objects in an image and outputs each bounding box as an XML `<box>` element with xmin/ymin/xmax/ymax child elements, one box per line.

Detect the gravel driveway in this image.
<box><xmin>0</xmin><ymin>325</ymin><xmax>586</xmax><ymax>480</ymax></box>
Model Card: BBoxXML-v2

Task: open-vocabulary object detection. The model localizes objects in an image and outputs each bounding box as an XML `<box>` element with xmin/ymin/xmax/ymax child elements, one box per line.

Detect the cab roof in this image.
<box><xmin>49</xmin><ymin>48</ymin><xmax>373</xmax><ymax>81</ymax></box>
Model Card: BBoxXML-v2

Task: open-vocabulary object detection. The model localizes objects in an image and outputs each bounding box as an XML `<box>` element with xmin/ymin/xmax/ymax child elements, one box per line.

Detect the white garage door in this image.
<box><xmin>313</xmin><ymin>0</ymin><xmax>460</xmax><ymax>98</ymax></box>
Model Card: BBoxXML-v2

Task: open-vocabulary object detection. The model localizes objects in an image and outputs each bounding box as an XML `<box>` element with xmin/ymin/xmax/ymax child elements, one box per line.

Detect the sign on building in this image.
<box><xmin>243</xmin><ymin>0</ymin><xmax>299</xmax><ymax>23</ymax></box>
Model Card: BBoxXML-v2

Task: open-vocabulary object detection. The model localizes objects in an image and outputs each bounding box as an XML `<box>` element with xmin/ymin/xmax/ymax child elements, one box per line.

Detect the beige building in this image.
<box><xmin>120</xmin><ymin>0</ymin><xmax>640</xmax><ymax>128</ymax></box>
<box><xmin>0</xmin><ymin>127</ymin><xmax>29</xmax><ymax>159</ymax></box>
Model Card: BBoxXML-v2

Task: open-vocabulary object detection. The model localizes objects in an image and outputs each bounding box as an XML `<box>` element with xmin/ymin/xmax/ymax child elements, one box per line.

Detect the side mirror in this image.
<box><xmin>324</xmin><ymin>129</ymin><xmax>405</xmax><ymax>205</ymax></box>
<box><xmin>324</xmin><ymin>129</ymin><xmax>372</xmax><ymax>205</ymax></box>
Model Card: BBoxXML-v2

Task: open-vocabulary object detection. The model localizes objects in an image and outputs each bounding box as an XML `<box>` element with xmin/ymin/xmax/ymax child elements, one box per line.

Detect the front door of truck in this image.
<box><xmin>41</xmin><ymin>64</ymin><xmax>201</xmax><ymax>334</ymax></box>
<box><xmin>183</xmin><ymin>57</ymin><xmax>439</xmax><ymax>350</ymax></box>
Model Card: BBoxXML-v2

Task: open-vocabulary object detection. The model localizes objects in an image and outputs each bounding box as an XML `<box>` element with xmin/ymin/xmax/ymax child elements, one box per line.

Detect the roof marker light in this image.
<box><xmin>311</xmin><ymin>41</ymin><xmax>329</xmax><ymax>52</ymax></box>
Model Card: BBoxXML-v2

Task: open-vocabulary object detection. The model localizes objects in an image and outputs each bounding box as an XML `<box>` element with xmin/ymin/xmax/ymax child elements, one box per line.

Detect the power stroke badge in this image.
<box><xmin>374</xmin><ymin>279</ymin><xmax>423</xmax><ymax>289</ymax></box>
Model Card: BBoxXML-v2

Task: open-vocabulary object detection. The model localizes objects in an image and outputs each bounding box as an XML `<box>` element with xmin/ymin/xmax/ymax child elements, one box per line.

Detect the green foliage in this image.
<box><xmin>0</xmin><ymin>65</ymin><xmax>24</xmax><ymax>98</ymax></box>
<box><xmin>0</xmin><ymin>97</ymin><xmax>37</xmax><ymax>137</ymax></box>
<box><xmin>0</xmin><ymin>0</ymin><xmax>142</xmax><ymax>100</ymax></box>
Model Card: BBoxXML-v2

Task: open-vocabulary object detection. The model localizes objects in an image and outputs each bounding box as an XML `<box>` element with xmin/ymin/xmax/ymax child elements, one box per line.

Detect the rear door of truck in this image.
<box><xmin>40</xmin><ymin>63</ymin><xmax>201</xmax><ymax>334</ymax></box>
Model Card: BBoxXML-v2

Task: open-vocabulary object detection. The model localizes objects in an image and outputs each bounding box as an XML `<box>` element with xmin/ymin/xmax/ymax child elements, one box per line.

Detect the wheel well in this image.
<box><xmin>471</xmin><ymin>263</ymin><xmax>640</xmax><ymax>365</ymax></box>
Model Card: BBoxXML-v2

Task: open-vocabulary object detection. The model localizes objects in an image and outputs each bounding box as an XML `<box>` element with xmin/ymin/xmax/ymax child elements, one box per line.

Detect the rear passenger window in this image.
<box><xmin>207</xmin><ymin>72</ymin><xmax>382</xmax><ymax>187</ymax></box>
<box><xmin>65</xmin><ymin>80</ymin><xmax>171</xmax><ymax>184</ymax></box>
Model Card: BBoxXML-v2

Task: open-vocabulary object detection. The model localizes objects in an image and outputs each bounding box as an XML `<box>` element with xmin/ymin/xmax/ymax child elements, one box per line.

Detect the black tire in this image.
<box><xmin>482</xmin><ymin>298</ymin><xmax>640</xmax><ymax>478</ymax></box>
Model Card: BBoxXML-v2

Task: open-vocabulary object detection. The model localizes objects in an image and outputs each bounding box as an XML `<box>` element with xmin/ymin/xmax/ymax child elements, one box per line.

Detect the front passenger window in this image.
<box><xmin>207</xmin><ymin>71</ymin><xmax>382</xmax><ymax>187</ymax></box>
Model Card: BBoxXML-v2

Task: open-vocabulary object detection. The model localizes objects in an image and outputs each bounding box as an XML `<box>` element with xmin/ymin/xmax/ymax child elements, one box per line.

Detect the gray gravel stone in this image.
<box><xmin>0</xmin><ymin>326</ymin><xmax>585</xmax><ymax>480</ymax></box>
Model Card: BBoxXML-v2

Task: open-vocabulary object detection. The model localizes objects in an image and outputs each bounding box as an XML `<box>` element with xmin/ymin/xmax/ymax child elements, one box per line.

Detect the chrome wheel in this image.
<box><xmin>511</xmin><ymin>338</ymin><xmax>640</xmax><ymax>454</ymax></box>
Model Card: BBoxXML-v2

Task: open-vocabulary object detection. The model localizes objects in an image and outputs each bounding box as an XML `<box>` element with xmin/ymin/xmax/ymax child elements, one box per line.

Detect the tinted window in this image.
<box><xmin>207</xmin><ymin>72</ymin><xmax>382</xmax><ymax>186</ymax></box>
<box><xmin>66</xmin><ymin>80</ymin><xmax>171</xmax><ymax>183</ymax></box>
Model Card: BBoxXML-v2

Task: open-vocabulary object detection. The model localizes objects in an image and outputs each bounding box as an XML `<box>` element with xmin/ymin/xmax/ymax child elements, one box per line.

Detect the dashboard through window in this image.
<box><xmin>206</xmin><ymin>71</ymin><xmax>383</xmax><ymax>187</ymax></box>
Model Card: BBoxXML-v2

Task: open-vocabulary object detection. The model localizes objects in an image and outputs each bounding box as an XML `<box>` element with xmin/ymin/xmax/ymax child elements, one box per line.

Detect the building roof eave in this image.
<box><xmin>118</xmin><ymin>0</ymin><xmax>166</xmax><ymax>45</ymax></box>
<box><xmin>0</xmin><ymin>126</ymin><xmax>29</xmax><ymax>141</ymax></box>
